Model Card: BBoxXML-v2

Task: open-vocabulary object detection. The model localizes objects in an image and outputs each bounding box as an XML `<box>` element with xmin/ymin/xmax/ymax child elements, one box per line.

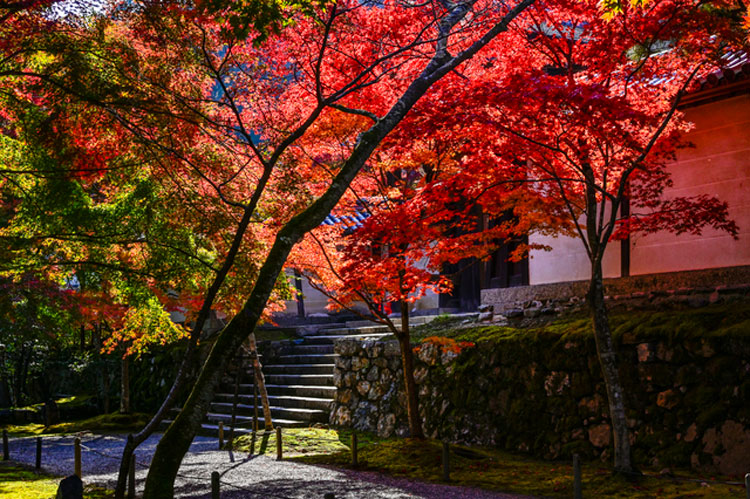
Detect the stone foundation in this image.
<box><xmin>481</xmin><ymin>265</ymin><xmax>750</xmax><ymax>316</ymax></box>
<box><xmin>330</xmin><ymin>328</ymin><xmax>750</xmax><ymax>475</ymax></box>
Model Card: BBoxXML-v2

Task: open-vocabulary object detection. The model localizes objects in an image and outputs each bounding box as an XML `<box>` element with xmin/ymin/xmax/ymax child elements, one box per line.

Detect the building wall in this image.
<box><xmin>282</xmin><ymin>272</ymin><xmax>441</xmax><ymax>317</ymax></box>
<box><xmin>528</xmin><ymin>215</ymin><xmax>622</xmax><ymax>285</ymax></box>
<box><xmin>528</xmin><ymin>92</ymin><xmax>750</xmax><ymax>285</ymax></box>
<box><xmin>631</xmin><ymin>93</ymin><xmax>750</xmax><ymax>275</ymax></box>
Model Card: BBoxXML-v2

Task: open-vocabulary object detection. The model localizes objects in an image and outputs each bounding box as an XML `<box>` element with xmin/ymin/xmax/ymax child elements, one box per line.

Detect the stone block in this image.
<box><xmin>56</xmin><ymin>475</ymin><xmax>83</xmax><ymax>499</ymax></box>
<box><xmin>588</xmin><ymin>423</ymin><xmax>611</xmax><ymax>448</ymax></box>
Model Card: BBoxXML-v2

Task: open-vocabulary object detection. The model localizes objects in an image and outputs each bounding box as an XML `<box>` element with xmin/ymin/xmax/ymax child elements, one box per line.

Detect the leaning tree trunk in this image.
<box><xmin>113</xmin><ymin>344</ymin><xmax>199</xmax><ymax>499</ymax></box>
<box><xmin>247</xmin><ymin>334</ymin><xmax>273</xmax><ymax>431</ymax></box>
<box><xmin>396</xmin><ymin>302</ymin><xmax>424</xmax><ymax>439</ymax></box>
<box><xmin>588</xmin><ymin>262</ymin><xmax>635</xmax><ymax>475</ymax></box>
<box><xmin>142</xmin><ymin>4</ymin><xmax>537</xmax><ymax>490</ymax></box>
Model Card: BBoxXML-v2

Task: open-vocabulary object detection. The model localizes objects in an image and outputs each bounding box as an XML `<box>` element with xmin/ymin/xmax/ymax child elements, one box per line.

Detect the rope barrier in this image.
<box><xmin>7</xmin><ymin>430</ymin><xmax>749</xmax><ymax>497</ymax></box>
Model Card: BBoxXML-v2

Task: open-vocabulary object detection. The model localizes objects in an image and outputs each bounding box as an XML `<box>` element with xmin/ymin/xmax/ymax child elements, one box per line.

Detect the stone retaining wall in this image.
<box><xmin>330</xmin><ymin>331</ymin><xmax>750</xmax><ymax>475</ymax></box>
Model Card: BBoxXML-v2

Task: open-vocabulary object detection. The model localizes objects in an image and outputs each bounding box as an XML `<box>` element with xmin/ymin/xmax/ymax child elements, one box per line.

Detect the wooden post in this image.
<box><xmin>35</xmin><ymin>437</ymin><xmax>42</xmax><ymax>469</ymax></box>
<box><xmin>745</xmin><ymin>473</ymin><xmax>749</xmax><ymax>499</ymax></box>
<box><xmin>211</xmin><ymin>471</ymin><xmax>220</xmax><ymax>499</ymax></box>
<box><xmin>250</xmin><ymin>430</ymin><xmax>256</xmax><ymax>456</ymax></box>
<box><xmin>573</xmin><ymin>453</ymin><xmax>582</xmax><ymax>499</ymax></box>
<box><xmin>2</xmin><ymin>430</ymin><xmax>8</xmax><ymax>460</ymax></box>
<box><xmin>74</xmin><ymin>437</ymin><xmax>82</xmax><ymax>478</ymax></box>
<box><xmin>351</xmin><ymin>432</ymin><xmax>358</xmax><ymax>467</ymax></box>
<box><xmin>218</xmin><ymin>422</ymin><xmax>224</xmax><ymax>450</ymax></box>
<box><xmin>276</xmin><ymin>426</ymin><xmax>282</xmax><ymax>461</ymax></box>
<box><xmin>128</xmin><ymin>453</ymin><xmax>136</xmax><ymax>499</ymax></box>
<box><xmin>253</xmin><ymin>371</ymin><xmax>259</xmax><ymax>432</ymax></box>
<box><xmin>228</xmin><ymin>362</ymin><xmax>242</xmax><ymax>449</ymax></box>
<box><xmin>442</xmin><ymin>442</ymin><xmax>450</xmax><ymax>482</ymax></box>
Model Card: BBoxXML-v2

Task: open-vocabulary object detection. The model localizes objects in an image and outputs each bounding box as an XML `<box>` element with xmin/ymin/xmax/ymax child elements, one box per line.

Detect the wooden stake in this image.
<box><xmin>745</xmin><ymin>473</ymin><xmax>749</xmax><ymax>499</ymax></box>
<box><xmin>573</xmin><ymin>453</ymin><xmax>582</xmax><ymax>499</ymax></box>
<box><xmin>2</xmin><ymin>429</ymin><xmax>7</xmax><ymax>460</ymax></box>
<box><xmin>442</xmin><ymin>442</ymin><xmax>450</xmax><ymax>482</ymax></box>
<box><xmin>35</xmin><ymin>437</ymin><xmax>42</xmax><ymax>470</ymax></box>
<box><xmin>74</xmin><ymin>437</ymin><xmax>82</xmax><ymax>478</ymax></box>
<box><xmin>218</xmin><ymin>422</ymin><xmax>224</xmax><ymax>450</ymax></box>
<box><xmin>211</xmin><ymin>470</ymin><xmax>220</xmax><ymax>499</ymax></box>
<box><xmin>250</xmin><ymin>430</ymin><xmax>256</xmax><ymax>456</ymax></box>
<box><xmin>128</xmin><ymin>453</ymin><xmax>136</xmax><ymax>499</ymax></box>
<box><xmin>351</xmin><ymin>432</ymin><xmax>358</xmax><ymax>467</ymax></box>
<box><xmin>276</xmin><ymin>426</ymin><xmax>282</xmax><ymax>461</ymax></box>
<box><xmin>253</xmin><ymin>368</ymin><xmax>259</xmax><ymax>432</ymax></box>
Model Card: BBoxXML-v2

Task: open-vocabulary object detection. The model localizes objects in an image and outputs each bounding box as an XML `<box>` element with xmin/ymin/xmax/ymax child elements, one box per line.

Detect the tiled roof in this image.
<box><xmin>322</xmin><ymin>210</ymin><xmax>369</xmax><ymax>231</ymax></box>
<box><xmin>695</xmin><ymin>51</ymin><xmax>750</xmax><ymax>91</ymax></box>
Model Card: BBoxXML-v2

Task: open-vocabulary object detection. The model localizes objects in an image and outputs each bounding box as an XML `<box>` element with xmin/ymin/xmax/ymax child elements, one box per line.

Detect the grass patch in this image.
<box><xmin>231</xmin><ymin>427</ymin><xmax>380</xmax><ymax>457</ymax></box>
<box><xmin>2</xmin><ymin>412</ymin><xmax>152</xmax><ymax>437</ymax></box>
<box><xmin>0</xmin><ymin>461</ymin><xmax>112</xmax><ymax>498</ymax></box>
<box><xmin>294</xmin><ymin>437</ymin><xmax>746</xmax><ymax>498</ymax></box>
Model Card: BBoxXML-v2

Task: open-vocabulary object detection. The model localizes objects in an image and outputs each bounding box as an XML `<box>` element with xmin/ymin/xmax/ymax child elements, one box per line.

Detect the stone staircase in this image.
<box><xmin>168</xmin><ymin>316</ymin><xmax>437</xmax><ymax>436</ymax></box>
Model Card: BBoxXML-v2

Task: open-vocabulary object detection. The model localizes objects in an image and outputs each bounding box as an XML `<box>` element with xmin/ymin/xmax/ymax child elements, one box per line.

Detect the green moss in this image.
<box><xmin>14</xmin><ymin>395</ymin><xmax>94</xmax><ymax>413</ymax></box>
<box><xmin>410</xmin><ymin>303</ymin><xmax>750</xmax><ymax>346</ymax></box>
<box><xmin>294</xmin><ymin>437</ymin><xmax>741</xmax><ymax>498</ymax></box>
<box><xmin>696</xmin><ymin>405</ymin><xmax>727</xmax><ymax>429</ymax></box>
<box><xmin>0</xmin><ymin>461</ymin><xmax>112</xmax><ymax>498</ymax></box>
<box><xmin>659</xmin><ymin>442</ymin><xmax>695</xmax><ymax>467</ymax></box>
<box><xmin>2</xmin><ymin>412</ymin><xmax>152</xmax><ymax>437</ymax></box>
<box><xmin>231</xmin><ymin>427</ymin><xmax>381</xmax><ymax>457</ymax></box>
<box><xmin>255</xmin><ymin>328</ymin><xmax>296</xmax><ymax>342</ymax></box>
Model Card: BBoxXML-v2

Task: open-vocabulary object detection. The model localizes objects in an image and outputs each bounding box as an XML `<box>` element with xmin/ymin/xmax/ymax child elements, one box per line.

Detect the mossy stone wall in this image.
<box><xmin>330</xmin><ymin>332</ymin><xmax>750</xmax><ymax>475</ymax></box>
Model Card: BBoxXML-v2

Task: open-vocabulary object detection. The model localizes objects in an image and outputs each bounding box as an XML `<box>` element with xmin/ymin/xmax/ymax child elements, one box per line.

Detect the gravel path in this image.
<box><xmin>7</xmin><ymin>433</ymin><xmax>534</xmax><ymax>498</ymax></box>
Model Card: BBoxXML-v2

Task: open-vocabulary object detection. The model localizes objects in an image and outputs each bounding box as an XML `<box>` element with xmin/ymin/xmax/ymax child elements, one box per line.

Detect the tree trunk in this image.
<box><xmin>113</xmin><ymin>344</ymin><xmax>198</xmax><ymax>499</ymax></box>
<box><xmin>397</xmin><ymin>303</ymin><xmax>424</xmax><ymax>439</ymax></box>
<box><xmin>141</xmin><ymin>4</ymin><xmax>536</xmax><ymax>490</ymax></box>
<box><xmin>247</xmin><ymin>334</ymin><xmax>273</xmax><ymax>431</ymax></box>
<box><xmin>143</xmin><ymin>318</ymin><xmax>252</xmax><ymax>497</ymax></box>
<box><xmin>120</xmin><ymin>355</ymin><xmax>130</xmax><ymax>414</ymax></box>
<box><xmin>588</xmin><ymin>263</ymin><xmax>636</xmax><ymax>475</ymax></box>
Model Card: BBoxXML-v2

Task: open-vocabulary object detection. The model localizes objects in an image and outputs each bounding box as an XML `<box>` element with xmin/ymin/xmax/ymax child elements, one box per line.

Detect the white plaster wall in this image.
<box><xmin>282</xmin><ymin>273</ymin><xmax>438</xmax><ymax>316</ymax></box>
<box><xmin>282</xmin><ymin>274</ymin><xmax>332</xmax><ymax>316</ymax></box>
<box><xmin>527</xmin><ymin>92</ymin><xmax>750</xmax><ymax>284</ymax></box>
<box><xmin>630</xmin><ymin>94</ymin><xmax>750</xmax><ymax>275</ymax></box>
<box><xmin>528</xmin><ymin>220</ymin><xmax>622</xmax><ymax>285</ymax></box>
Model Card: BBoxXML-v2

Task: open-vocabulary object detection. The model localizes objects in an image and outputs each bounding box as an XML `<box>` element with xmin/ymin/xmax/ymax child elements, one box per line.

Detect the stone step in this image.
<box><xmin>262</xmin><ymin>374</ymin><xmax>334</xmax><ymax>386</ymax></box>
<box><xmin>322</xmin><ymin>325</ymin><xmax>392</xmax><ymax>335</ymax></box>
<box><xmin>264</xmin><ymin>384</ymin><xmax>336</xmax><ymax>398</ymax></box>
<box><xmin>282</xmin><ymin>344</ymin><xmax>335</xmax><ymax>354</ymax></box>
<box><xmin>213</xmin><ymin>394</ymin><xmax>332</xmax><ymax>410</ymax></box>
<box><xmin>215</xmin><ymin>384</ymin><xmax>335</xmax><ymax>400</ymax></box>
<box><xmin>211</xmin><ymin>395</ymin><xmax>332</xmax><ymax>415</ymax></box>
<box><xmin>343</xmin><ymin>316</ymin><xmax>435</xmax><ymax>328</ymax></box>
<box><xmin>263</xmin><ymin>364</ymin><xmax>335</xmax><ymax>375</ymax></box>
<box><xmin>207</xmin><ymin>405</ymin><xmax>328</xmax><ymax>424</ymax></box>
<box><xmin>300</xmin><ymin>333</ymin><xmax>390</xmax><ymax>345</ymax></box>
<box><xmin>277</xmin><ymin>353</ymin><xmax>337</xmax><ymax>364</ymax></box>
<box><xmin>161</xmin><ymin>415</ymin><xmax>308</xmax><ymax>435</ymax></box>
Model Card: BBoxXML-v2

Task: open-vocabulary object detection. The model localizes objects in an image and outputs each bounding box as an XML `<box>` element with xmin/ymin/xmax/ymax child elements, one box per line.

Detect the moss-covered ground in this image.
<box><xmin>2</xmin><ymin>412</ymin><xmax>152</xmax><ymax>437</ymax></box>
<box><xmin>231</xmin><ymin>426</ymin><xmax>380</xmax><ymax>457</ymax></box>
<box><xmin>278</xmin><ymin>431</ymin><xmax>745</xmax><ymax>498</ymax></box>
<box><xmin>409</xmin><ymin>302</ymin><xmax>750</xmax><ymax>343</ymax></box>
<box><xmin>0</xmin><ymin>461</ymin><xmax>113</xmax><ymax>498</ymax></box>
<box><xmin>13</xmin><ymin>394</ymin><xmax>94</xmax><ymax>413</ymax></box>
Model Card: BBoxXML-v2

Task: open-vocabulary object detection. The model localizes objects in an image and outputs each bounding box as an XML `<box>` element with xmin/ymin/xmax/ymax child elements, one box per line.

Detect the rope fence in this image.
<box><xmin>1</xmin><ymin>429</ymin><xmax>749</xmax><ymax>499</ymax></box>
